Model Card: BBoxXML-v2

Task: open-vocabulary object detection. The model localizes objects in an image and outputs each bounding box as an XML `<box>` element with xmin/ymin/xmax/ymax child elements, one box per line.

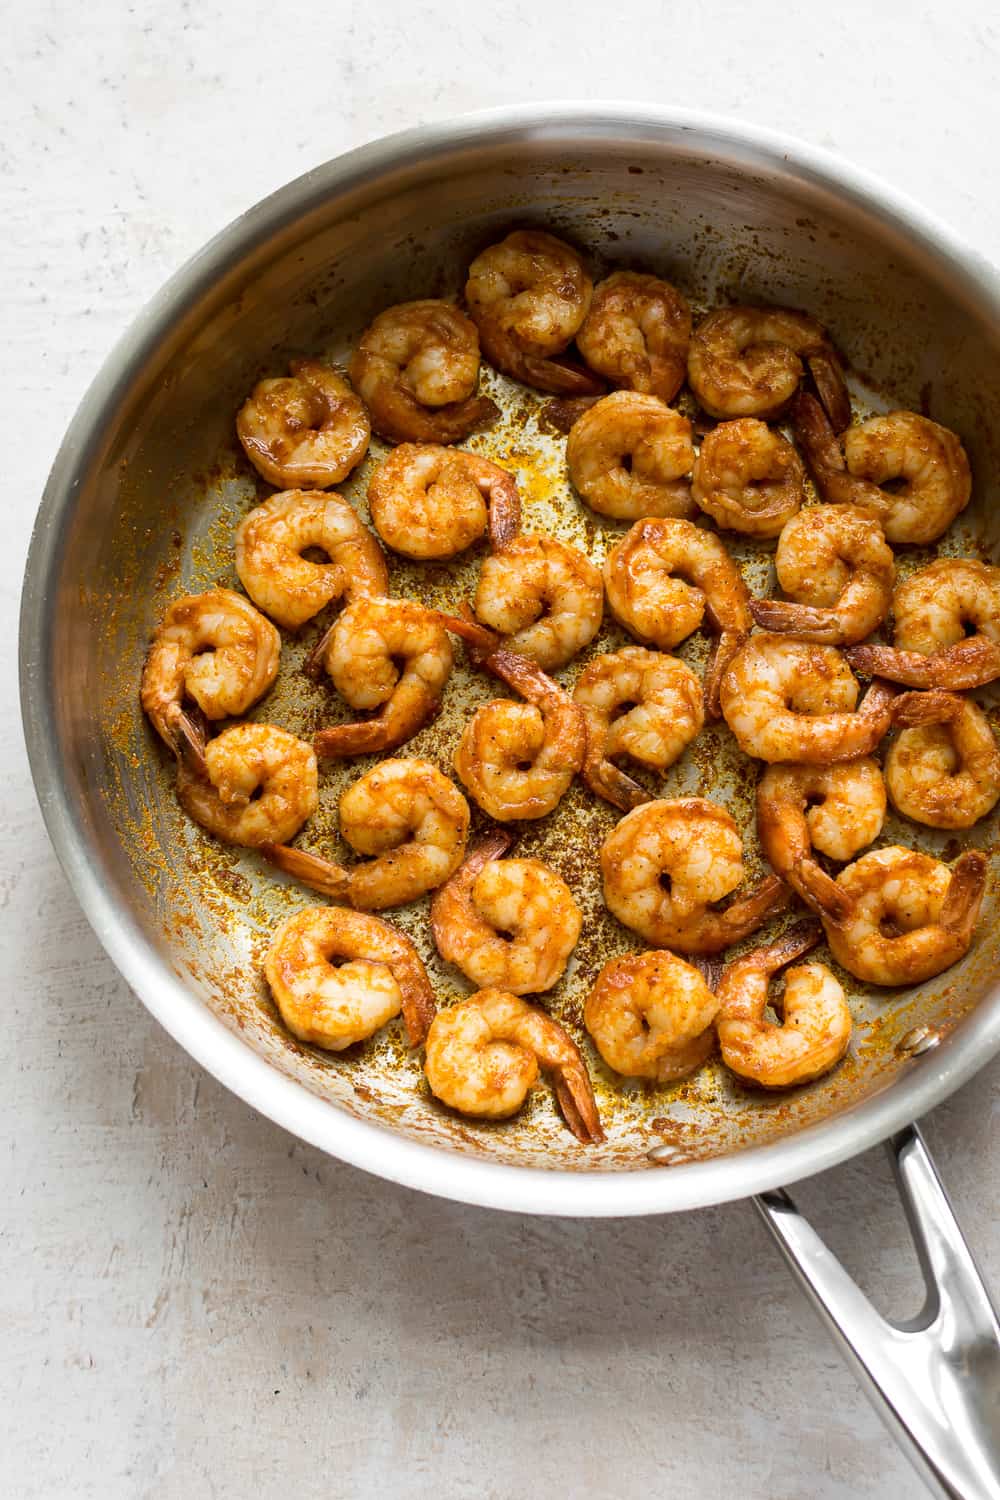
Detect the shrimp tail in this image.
<box><xmin>749</xmin><ymin>598</ymin><xmax>842</xmax><ymax>644</ymax></box>
<box><xmin>940</xmin><ymin>850</ymin><xmax>988</xmax><ymax>943</ymax></box>
<box><xmin>847</xmin><ymin>641</ymin><xmax>1000</xmax><ymax>691</ymax></box>
<box><xmin>539</xmin><ymin>395</ymin><xmax>603</xmax><ymax>435</ymax></box>
<box><xmin>519</xmin><ymin>353</ymin><xmax>605</xmax><ymax>397</ymax></box>
<box><xmin>304</xmin><ymin>616</ymin><xmax>339</xmax><ymax>680</ymax></box>
<box><xmin>791</xmin><ymin>861</ymin><xmax>855</xmax><ymax>925</ymax></box>
<box><xmin>703</xmin><ymin>628</ymin><xmax>747</xmax><ymax>719</ymax></box>
<box><xmin>398</xmin><ymin>968</ymin><xmax>437</xmax><ymax>1048</ymax></box>
<box><xmin>263</xmin><ymin>843</ymin><xmax>352</xmax><ymax>901</ymax></box>
<box><xmin>793</xmin><ymin>391</ymin><xmax>847</xmax><ymax>474</ymax></box>
<box><xmin>486</xmin><ymin>472</ymin><xmax>521</xmax><ymax>551</ymax></box>
<box><xmin>172</xmin><ymin>706</ymin><xmax>209</xmax><ymax>778</ymax></box>
<box><xmin>753</xmin><ymin>917</ymin><xmax>824</xmax><ymax>972</ymax></box>
<box><xmin>552</xmin><ymin>1063</ymin><xmax>605</xmax><ymax>1146</ymax></box>
<box><xmin>855</xmin><ymin>677</ymin><xmax>897</xmax><ymax>742</ymax></box>
<box><xmin>313</xmin><ymin>719</ymin><xmax>396</xmax><ymax>757</ymax></box>
<box><xmin>807</xmin><ymin>347</ymin><xmax>852</xmax><ymax>433</ymax></box>
<box><xmin>891</xmin><ymin>689</ymin><xmax>961</xmax><ymax>728</ymax></box>
<box><xmin>715</xmin><ymin>873</ymin><xmax>794</xmax><ymax>949</ymax></box>
<box><xmin>430</xmin><ymin>607</ymin><xmax>501</xmax><ymax>661</ymax></box>
<box><xmin>583</xmin><ymin>755</ymin><xmax>653</xmax><ymax>812</ymax></box>
<box><xmin>370</xmin><ymin>393</ymin><xmax>499</xmax><ymax>447</ymax></box>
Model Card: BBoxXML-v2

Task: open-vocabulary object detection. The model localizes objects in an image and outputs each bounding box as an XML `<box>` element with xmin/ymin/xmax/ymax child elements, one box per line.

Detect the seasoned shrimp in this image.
<box><xmin>311</xmin><ymin>597</ymin><xmax>456</xmax><ymax>757</ymax></box>
<box><xmin>265</xmin><ymin>905</ymin><xmax>436</xmax><ymax>1049</ymax></box>
<box><xmin>847</xmin><ymin>559</ymin><xmax>1000</xmax><ymax>690</ymax></box>
<box><xmin>423</xmin><ymin>988</ymin><xmax>604</xmax><ymax>1143</ymax></box>
<box><xmin>794</xmin><ymin>392</ymin><xmax>971</xmax><ymax>545</ymax></box>
<box><xmin>177</xmin><ymin>724</ymin><xmax>317</xmax><ymax>848</ymax></box>
<box><xmin>751</xmin><ymin>505</ymin><xmax>894</xmax><ymax>646</ymax></box>
<box><xmin>756</xmin><ymin>759</ymin><xmax>886</xmax><ymax>919</ymax></box>
<box><xmin>141</xmin><ymin>589</ymin><xmax>280</xmax><ymax>766</ymax></box>
<box><xmin>348</xmin><ymin>299</ymin><xmax>497</xmax><ymax>444</ymax></box>
<box><xmin>574</xmin><ymin>647</ymin><xmax>704</xmax><ymax>811</ymax></box>
<box><xmin>475</xmin><ymin>533</ymin><xmax>603</xmax><ymax>670</ymax></box>
<box><xmin>716</xmin><ymin>923</ymin><xmax>852</xmax><ymax>1088</ymax></box>
<box><xmin>691</xmin><ymin>418</ymin><xmax>804</xmax><ymax>537</ymax></box>
<box><xmin>688</xmin><ymin>306</ymin><xmax>850</xmax><ymax>428</ymax></box>
<box><xmin>267</xmin><ymin>759</ymin><xmax>469</xmax><ymax>910</ymax></box>
<box><xmin>454</xmin><ymin>642</ymin><xmax>586</xmax><ymax>820</ymax></box>
<box><xmin>576</xmin><ymin>271</ymin><xmax>692</xmax><ymax>403</ymax></box>
<box><xmin>566</xmin><ymin>392</ymin><xmax>696</xmax><ymax>520</ymax></box>
<box><xmin>234</xmin><ymin>489</ymin><xmax>388</xmax><ymax>629</ymax></box>
<box><xmin>236</xmin><ymin>359</ymin><xmax>370</xmax><ymax>488</ymax></box>
<box><xmin>602</xmin><ymin>518</ymin><xmax>752</xmax><ymax>714</ymax></box>
<box><xmin>720</xmin><ymin>633</ymin><xmax>895</xmax><ymax>763</ymax></box>
<box><xmin>431</xmin><ymin>831</ymin><xmax>582</xmax><ymax>994</ymax></box>
<box><xmin>584</xmin><ymin>949</ymin><xmax>718</xmax><ymax>1082</ymax></box>
<box><xmin>822</xmin><ymin>846</ymin><xmax>987</xmax><ymax>986</ymax></box>
<box><xmin>367</xmin><ymin>443</ymin><xmax>520</xmax><ymax>560</ymax></box>
<box><xmin>600</xmin><ymin>797</ymin><xmax>790</xmax><ymax>953</ymax></box>
<box><xmin>464</xmin><ymin>231</ymin><xmax>602</xmax><ymax>395</ymax></box>
<box><xmin>886</xmin><ymin>691</ymin><xmax>1000</xmax><ymax>829</ymax></box>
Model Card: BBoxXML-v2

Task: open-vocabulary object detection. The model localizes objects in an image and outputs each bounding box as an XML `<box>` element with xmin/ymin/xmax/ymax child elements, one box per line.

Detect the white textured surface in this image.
<box><xmin>4</xmin><ymin>3</ymin><xmax>1000</xmax><ymax>1496</ymax></box>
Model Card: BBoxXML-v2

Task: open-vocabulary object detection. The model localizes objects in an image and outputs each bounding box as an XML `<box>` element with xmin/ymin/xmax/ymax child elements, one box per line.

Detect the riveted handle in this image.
<box><xmin>755</xmin><ymin>1124</ymin><xmax>1000</xmax><ymax>1500</ymax></box>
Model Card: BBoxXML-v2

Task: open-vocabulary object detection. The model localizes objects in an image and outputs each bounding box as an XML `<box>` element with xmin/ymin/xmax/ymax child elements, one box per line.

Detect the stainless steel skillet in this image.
<box><xmin>18</xmin><ymin>105</ymin><xmax>1000</xmax><ymax>1496</ymax></box>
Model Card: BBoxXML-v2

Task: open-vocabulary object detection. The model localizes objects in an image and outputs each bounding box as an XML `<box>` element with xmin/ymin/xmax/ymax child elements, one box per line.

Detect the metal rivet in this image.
<box><xmin>896</xmin><ymin>1024</ymin><xmax>943</xmax><ymax>1058</ymax></box>
<box><xmin>647</xmin><ymin>1143</ymin><xmax>691</xmax><ymax>1165</ymax></box>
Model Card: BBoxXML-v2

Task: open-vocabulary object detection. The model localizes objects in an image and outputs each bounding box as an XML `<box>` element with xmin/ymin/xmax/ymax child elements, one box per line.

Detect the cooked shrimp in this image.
<box><xmin>600</xmin><ymin>797</ymin><xmax>790</xmax><ymax>953</ymax></box>
<box><xmin>348</xmin><ymin>299</ymin><xmax>497</xmax><ymax>444</ymax></box>
<box><xmin>720</xmin><ymin>633</ymin><xmax>895</xmax><ymax>763</ymax></box>
<box><xmin>822</xmin><ymin>846</ymin><xmax>987</xmax><ymax>986</ymax></box>
<box><xmin>464</xmin><ymin>230</ymin><xmax>602</xmax><ymax>395</ymax></box>
<box><xmin>454</xmin><ymin>643</ymin><xmax>586</xmax><ymax>820</ymax></box>
<box><xmin>756</xmin><ymin>759</ymin><xmax>886</xmax><ymax>919</ymax></box>
<box><xmin>847</xmin><ymin>559</ymin><xmax>1000</xmax><ymax>690</ymax></box>
<box><xmin>423</xmin><ymin>988</ymin><xmax>604</xmax><ymax>1143</ymax></box>
<box><xmin>750</xmin><ymin>505</ymin><xmax>894</xmax><ymax>646</ymax></box>
<box><xmin>266</xmin><ymin>759</ymin><xmax>469</xmax><ymax>909</ymax></box>
<box><xmin>366</xmin><ymin>443</ymin><xmax>520</xmax><ymax>560</ymax></box>
<box><xmin>565</xmin><ymin>392</ymin><xmax>696</xmax><ymax>520</ymax></box>
<box><xmin>475</xmin><ymin>533</ymin><xmax>603</xmax><ymax>670</ymax></box>
<box><xmin>236</xmin><ymin>359</ymin><xmax>370</xmax><ymax>488</ymax></box>
<box><xmin>311</xmin><ymin>597</ymin><xmax>456</xmax><ymax>757</ymax></box>
<box><xmin>176</xmin><ymin>723</ymin><xmax>317</xmax><ymax>848</ymax></box>
<box><xmin>688</xmin><ymin>306</ymin><xmax>850</xmax><ymax>428</ymax></box>
<box><xmin>141</xmin><ymin>589</ymin><xmax>280</xmax><ymax>767</ymax></box>
<box><xmin>574</xmin><ymin>647</ymin><xmax>704</xmax><ymax>811</ymax></box>
<box><xmin>602</xmin><ymin>517</ymin><xmax>752</xmax><ymax>715</ymax></box>
<box><xmin>576</xmin><ymin>271</ymin><xmax>692</xmax><ymax>403</ymax></box>
<box><xmin>886</xmin><ymin>691</ymin><xmax>1000</xmax><ymax>829</ymax></box>
<box><xmin>265</xmin><ymin>905</ymin><xmax>436</xmax><ymax>1049</ymax></box>
<box><xmin>431</xmin><ymin>831</ymin><xmax>582</xmax><ymax>994</ymax></box>
<box><xmin>584</xmin><ymin>949</ymin><xmax>718</xmax><ymax>1082</ymax></box>
<box><xmin>234</xmin><ymin>489</ymin><xmax>388</xmax><ymax>629</ymax></box>
<box><xmin>716</xmin><ymin>922</ymin><xmax>852</xmax><ymax>1088</ymax></box>
<box><xmin>691</xmin><ymin>418</ymin><xmax>804</xmax><ymax>537</ymax></box>
<box><xmin>794</xmin><ymin>392</ymin><xmax>971</xmax><ymax>545</ymax></box>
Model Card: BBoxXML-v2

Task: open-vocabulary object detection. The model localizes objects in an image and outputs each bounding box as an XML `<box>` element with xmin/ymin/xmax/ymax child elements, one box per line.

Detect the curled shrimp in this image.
<box><xmin>602</xmin><ymin>518</ymin><xmax>752</xmax><ymax>715</ymax></box>
<box><xmin>688</xmin><ymin>306</ymin><xmax>850</xmax><ymax>428</ymax></box>
<box><xmin>886</xmin><ymin>691</ymin><xmax>1000</xmax><ymax>829</ymax></box>
<box><xmin>847</xmin><ymin>559</ymin><xmax>1000</xmax><ymax>690</ymax></box>
<box><xmin>177</xmin><ymin>723</ymin><xmax>318</xmax><ymax>848</ymax></box>
<box><xmin>720</xmin><ymin>633</ymin><xmax>895</xmax><ymax>763</ymax></box>
<box><xmin>236</xmin><ymin>359</ymin><xmax>370</xmax><ymax>488</ymax></box>
<box><xmin>794</xmin><ymin>392</ymin><xmax>971</xmax><ymax>545</ymax></box>
<box><xmin>431</xmin><ymin>831</ymin><xmax>582</xmax><ymax>994</ymax></box>
<box><xmin>566</xmin><ymin>392</ymin><xmax>696</xmax><ymax>520</ymax></box>
<box><xmin>600</xmin><ymin>797</ymin><xmax>790</xmax><ymax>954</ymax></box>
<box><xmin>584</xmin><ymin>949</ymin><xmax>718</xmax><ymax>1082</ymax></box>
<box><xmin>234</xmin><ymin>489</ymin><xmax>388</xmax><ymax>629</ymax></box>
<box><xmin>140</xmin><ymin>589</ymin><xmax>280</xmax><ymax>768</ymax></box>
<box><xmin>750</xmin><ymin>504</ymin><xmax>894</xmax><ymax>646</ymax></box>
<box><xmin>311</xmin><ymin>597</ymin><xmax>458</xmax><ymax>758</ymax></box>
<box><xmin>575</xmin><ymin>271</ymin><xmax>692</xmax><ymax>403</ymax></box>
<box><xmin>574</xmin><ymin>647</ymin><xmax>704</xmax><ymax>811</ymax></box>
<box><xmin>756</xmin><ymin>759</ymin><xmax>886</xmax><ymax>920</ymax></box>
<box><xmin>454</xmin><ymin>637</ymin><xmax>587</xmax><ymax>821</ymax></box>
<box><xmin>716</xmin><ymin>922</ymin><xmax>852</xmax><ymax>1089</ymax></box>
<box><xmin>474</xmin><ymin>533</ymin><xmax>603</xmax><ymax>670</ymax></box>
<box><xmin>265</xmin><ymin>905</ymin><xmax>436</xmax><ymax>1050</ymax></box>
<box><xmin>366</xmin><ymin>443</ymin><xmax>520</xmax><ymax>560</ymax></box>
<box><xmin>348</xmin><ymin>299</ymin><xmax>497</xmax><ymax>444</ymax></box>
<box><xmin>464</xmin><ymin>230</ymin><xmax>602</xmax><ymax>395</ymax></box>
<box><xmin>691</xmin><ymin>418</ymin><xmax>804</xmax><ymax>537</ymax></box>
<box><xmin>822</xmin><ymin>846</ymin><xmax>987</xmax><ymax>986</ymax></box>
<box><xmin>423</xmin><ymin>988</ymin><xmax>604</xmax><ymax>1143</ymax></box>
<box><xmin>266</xmin><ymin>758</ymin><xmax>469</xmax><ymax>910</ymax></box>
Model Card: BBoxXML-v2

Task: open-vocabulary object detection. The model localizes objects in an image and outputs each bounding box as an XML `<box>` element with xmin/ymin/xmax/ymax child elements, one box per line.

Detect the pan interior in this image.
<box><xmin>40</xmin><ymin>127</ymin><xmax>1000</xmax><ymax>1177</ymax></box>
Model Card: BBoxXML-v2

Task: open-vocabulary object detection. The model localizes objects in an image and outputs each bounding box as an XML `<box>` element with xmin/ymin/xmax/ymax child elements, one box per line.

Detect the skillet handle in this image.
<box><xmin>754</xmin><ymin>1123</ymin><xmax>1000</xmax><ymax>1500</ymax></box>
